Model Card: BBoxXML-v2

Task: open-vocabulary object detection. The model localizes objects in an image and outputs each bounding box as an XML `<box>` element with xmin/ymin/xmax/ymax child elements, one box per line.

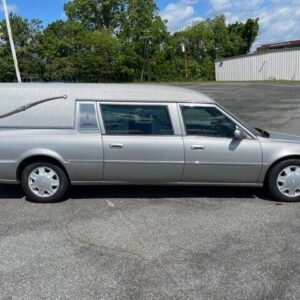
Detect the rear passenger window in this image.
<box><xmin>101</xmin><ymin>105</ymin><xmax>173</xmax><ymax>135</ymax></box>
<box><xmin>78</xmin><ymin>103</ymin><xmax>99</xmax><ymax>130</ymax></box>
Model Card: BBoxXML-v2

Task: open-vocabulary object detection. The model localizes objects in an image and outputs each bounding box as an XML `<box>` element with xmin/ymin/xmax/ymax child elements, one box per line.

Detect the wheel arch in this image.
<box><xmin>17</xmin><ymin>155</ymin><xmax>70</xmax><ymax>183</ymax></box>
<box><xmin>263</xmin><ymin>155</ymin><xmax>300</xmax><ymax>186</ymax></box>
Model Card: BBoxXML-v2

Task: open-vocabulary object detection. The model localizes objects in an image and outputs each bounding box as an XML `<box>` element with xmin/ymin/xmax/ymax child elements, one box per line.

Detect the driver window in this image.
<box><xmin>181</xmin><ymin>106</ymin><xmax>237</xmax><ymax>138</ymax></box>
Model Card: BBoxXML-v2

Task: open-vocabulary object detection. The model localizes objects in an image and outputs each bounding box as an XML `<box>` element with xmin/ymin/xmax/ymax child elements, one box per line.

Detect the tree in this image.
<box><xmin>242</xmin><ymin>18</ymin><xmax>259</xmax><ymax>53</ymax></box>
<box><xmin>169</xmin><ymin>15</ymin><xmax>260</xmax><ymax>80</ymax></box>
<box><xmin>0</xmin><ymin>13</ymin><xmax>43</xmax><ymax>81</ymax></box>
<box><xmin>119</xmin><ymin>0</ymin><xmax>169</xmax><ymax>81</ymax></box>
<box><xmin>40</xmin><ymin>20</ymin><xmax>121</xmax><ymax>82</ymax></box>
<box><xmin>64</xmin><ymin>0</ymin><xmax>169</xmax><ymax>81</ymax></box>
<box><xmin>228</xmin><ymin>18</ymin><xmax>259</xmax><ymax>54</ymax></box>
<box><xmin>64</xmin><ymin>0</ymin><xmax>126</xmax><ymax>31</ymax></box>
<box><xmin>0</xmin><ymin>1</ymin><xmax>259</xmax><ymax>82</ymax></box>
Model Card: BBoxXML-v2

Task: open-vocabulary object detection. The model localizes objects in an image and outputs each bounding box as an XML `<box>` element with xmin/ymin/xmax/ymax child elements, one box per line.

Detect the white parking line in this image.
<box><xmin>105</xmin><ymin>200</ymin><xmax>115</xmax><ymax>207</ymax></box>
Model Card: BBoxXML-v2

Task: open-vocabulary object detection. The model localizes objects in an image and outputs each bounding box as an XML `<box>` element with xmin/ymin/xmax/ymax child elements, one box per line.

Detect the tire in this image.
<box><xmin>21</xmin><ymin>162</ymin><xmax>69</xmax><ymax>203</ymax></box>
<box><xmin>267</xmin><ymin>159</ymin><xmax>300</xmax><ymax>202</ymax></box>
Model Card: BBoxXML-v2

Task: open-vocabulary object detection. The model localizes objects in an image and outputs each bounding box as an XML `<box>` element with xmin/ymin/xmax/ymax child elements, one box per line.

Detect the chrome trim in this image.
<box><xmin>191</xmin><ymin>145</ymin><xmax>205</xmax><ymax>150</ymax></box>
<box><xmin>105</xmin><ymin>160</ymin><xmax>185</xmax><ymax>164</ymax></box>
<box><xmin>0</xmin><ymin>179</ymin><xmax>18</xmax><ymax>184</ymax></box>
<box><xmin>185</xmin><ymin>161</ymin><xmax>262</xmax><ymax>166</ymax></box>
<box><xmin>66</xmin><ymin>159</ymin><xmax>103</xmax><ymax>163</ymax></box>
<box><xmin>0</xmin><ymin>126</ymin><xmax>74</xmax><ymax>130</ymax></box>
<box><xmin>71</xmin><ymin>181</ymin><xmax>263</xmax><ymax>187</ymax></box>
<box><xmin>110</xmin><ymin>144</ymin><xmax>124</xmax><ymax>149</ymax></box>
<box><xmin>77</xmin><ymin>98</ymin><xmax>216</xmax><ymax>104</ymax></box>
<box><xmin>0</xmin><ymin>160</ymin><xmax>15</xmax><ymax>163</ymax></box>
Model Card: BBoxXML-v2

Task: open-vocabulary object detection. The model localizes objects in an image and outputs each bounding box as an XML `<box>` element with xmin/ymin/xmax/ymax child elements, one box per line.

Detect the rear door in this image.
<box><xmin>99</xmin><ymin>102</ymin><xmax>184</xmax><ymax>182</ymax></box>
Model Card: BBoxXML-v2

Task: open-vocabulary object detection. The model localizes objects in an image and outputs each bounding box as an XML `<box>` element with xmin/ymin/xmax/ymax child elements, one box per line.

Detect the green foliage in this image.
<box><xmin>228</xmin><ymin>18</ymin><xmax>259</xmax><ymax>54</ymax></box>
<box><xmin>170</xmin><ymin>15</ymin><xmax>259</xmax><ymax>80</ymax></box>
<box><xmin>64</xmin><ymin>0</ymin><xmax>126</xmax><ymax>31</ymax></box>
<box><xmin>117</xmin><ymin>0</ymin><xmax>169</xmax><ymax>81</ymax></box>
<box><xmin>40</xmin><ymin>20</ymin><xmax>121</xmax><ymax>82</ymax></box>
<box><xmin>0</xmin><ymin>1</ymin><xmax>260</xmax><ymax>82</ymax></box>
<box><xmin>0</xmin><ymin>13</ymin><xmax>44</xmax><ymax>81</ymax></box>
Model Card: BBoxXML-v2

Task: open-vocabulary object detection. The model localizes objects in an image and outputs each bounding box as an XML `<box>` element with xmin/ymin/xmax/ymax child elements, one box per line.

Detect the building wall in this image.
<box><xmin>215</xmin><ymin>48</ymin><xmax>300</xmax><ymax>81</ymax></box>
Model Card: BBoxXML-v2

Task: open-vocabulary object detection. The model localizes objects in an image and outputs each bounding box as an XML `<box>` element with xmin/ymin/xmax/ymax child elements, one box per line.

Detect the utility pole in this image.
<box><xmin>140</xmin><ymin>37</ymin><xmax>147</xmax><ymax>82</ymax></box>
<box><xmin>181</xmin><ymin>42</ymin><xmax>188</xmax><ymax>80</ymax></box>
<box><xmin>146</xmin><ymin>40</ymin><xmax>152</xmax><ymax>82</ymax></box>
<box><xmin>2</xmin><ymin>0</ymin><xmax>21</xmax><ymax>82</ymax></box>
<box><xmin>140</xmin><ymin>33</ymin><xmax>152</xmax><ymax>83</ymax></box>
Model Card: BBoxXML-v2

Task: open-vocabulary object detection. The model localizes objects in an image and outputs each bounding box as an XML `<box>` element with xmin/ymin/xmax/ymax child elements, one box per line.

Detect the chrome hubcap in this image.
<box><xmin>277</xmin><ymin>166</ymin><xmax>300</xmax><ymax>198</ymax></box>
<box><xmin>28</xmin><ymin>167</ymin><xmax>60</xmax><ymax>198</ymax></box>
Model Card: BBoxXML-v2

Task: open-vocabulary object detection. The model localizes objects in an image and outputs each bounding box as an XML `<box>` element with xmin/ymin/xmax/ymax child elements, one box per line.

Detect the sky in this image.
<box><xmin>1</xmin><ymin>0</ymin><xmax>300</xmax><ymax>51</ymax></box>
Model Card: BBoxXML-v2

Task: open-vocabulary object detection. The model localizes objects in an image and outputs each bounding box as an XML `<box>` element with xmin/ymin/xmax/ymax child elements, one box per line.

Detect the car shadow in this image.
<box><xmin>0</xmin><ymin>184</ymin><xmax>274</xmax><ymax>202</ymax></box>
<box><xmin>68</xmin><ymin>185</ymin><xmax>273</xmax><ymax>201</ymax></box>
<box><xmin>0</xmin><ymin>184</ymin><xmax>24</xmax><ymax>199</ymax></box>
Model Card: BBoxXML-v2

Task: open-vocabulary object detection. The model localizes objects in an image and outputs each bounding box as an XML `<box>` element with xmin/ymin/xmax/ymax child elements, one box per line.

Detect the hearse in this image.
<box><xmin>0</xmin><ymin>83</ymin><xmax>300</xmax><ymax>203</ymax></box>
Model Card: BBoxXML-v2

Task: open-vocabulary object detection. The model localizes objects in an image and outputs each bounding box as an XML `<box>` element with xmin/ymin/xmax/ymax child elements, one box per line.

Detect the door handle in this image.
<box><xmin>110</xmin><ymin>143</ymin><xmax>124</xmax><ymax>149</ymax></box>
<box><xmin>191</xmin><ymin>145</ymin><xmax>205</xmax><ymax>151</ymax></box>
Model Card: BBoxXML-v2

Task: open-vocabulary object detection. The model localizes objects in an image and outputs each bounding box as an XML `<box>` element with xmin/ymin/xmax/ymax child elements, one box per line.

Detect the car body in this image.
<box><xmin>0</xmin><ymin>83</ymin><xmax>300</xmax><ymax>203</ymax></box>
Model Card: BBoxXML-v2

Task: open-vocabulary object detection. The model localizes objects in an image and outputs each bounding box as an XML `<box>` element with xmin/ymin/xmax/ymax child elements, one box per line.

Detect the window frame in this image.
<box><xmin>178</xmin><ymin>103</ymin><xmax>257</xmax><ymax>140</ymax></box>
<box><xmin>76</xmin><ymin>101</ymin><xmax>100</xmax><ymax>131</ymax></box>
<box><xmin>98</xmin><ymin>102</ymin><xmax>175</xmax><ymax>136</ymax></box>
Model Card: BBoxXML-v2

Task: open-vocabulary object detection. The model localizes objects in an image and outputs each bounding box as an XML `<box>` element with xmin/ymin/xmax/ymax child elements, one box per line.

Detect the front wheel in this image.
<box><xmin>267</xmin><ymin>159</ymin><xmax>300</xmax><ymax>202</ymax></box>
<box><xmin>21</xmin><ymin>162</ymin><xmax>69</xmax><ymax>203</ymax></box>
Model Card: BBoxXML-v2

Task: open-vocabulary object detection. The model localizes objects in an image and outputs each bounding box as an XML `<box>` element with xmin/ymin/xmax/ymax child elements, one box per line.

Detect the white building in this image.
<box><xmin>215</xmin><ymin>48</ymin><xmax>300</xmax><ymax>81</ymax></box>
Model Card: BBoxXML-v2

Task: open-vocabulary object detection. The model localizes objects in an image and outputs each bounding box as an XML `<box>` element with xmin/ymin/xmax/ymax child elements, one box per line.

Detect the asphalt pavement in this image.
<box><xmin>1</xmin><ymin>82</ymin><xmax>300</xmax><ymax>300</ymax></box>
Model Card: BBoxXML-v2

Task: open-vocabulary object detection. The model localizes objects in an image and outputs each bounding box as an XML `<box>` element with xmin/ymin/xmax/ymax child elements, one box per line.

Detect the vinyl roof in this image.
<box><xmin>0</xmin><ymin>83</ymin><xmax>215</xmax><ymax>103</ymax></box>
<box><xmin>0</xmin><ymin>83</ymin><xmax>215</xmax><ymax>128</ymax></box>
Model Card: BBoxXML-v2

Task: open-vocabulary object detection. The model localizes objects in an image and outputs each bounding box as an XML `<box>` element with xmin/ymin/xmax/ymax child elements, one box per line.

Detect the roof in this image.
<box><xmin>257</xmin><ymin>39</ymin><xmax>300</xmax><ymax>51</ymax></box>
<box><xmin>0</xmin><ymin>83</ymin><xmax>215</xmax><ymax>128</ymax></box>
<box><xmin>215</xmin><ymin>46</ymin><xmax>300</xmax><ymax>63</ymax></box>
<box><xmin>0</xmin><ymin>83</ymin><xmax>214</xmax><ymax>102</ymax></box>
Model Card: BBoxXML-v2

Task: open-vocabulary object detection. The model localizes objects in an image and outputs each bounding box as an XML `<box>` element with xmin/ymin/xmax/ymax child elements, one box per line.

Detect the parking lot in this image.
<box><xmin>1</xmin><ymin>82</ymin><xmax>300</xmax><ymax>299</ymax></box>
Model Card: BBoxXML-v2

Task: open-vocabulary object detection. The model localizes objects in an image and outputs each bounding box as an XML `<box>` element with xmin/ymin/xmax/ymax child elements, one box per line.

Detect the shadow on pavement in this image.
<box><xmin>68</xmin><ymin>185</ymin><xmax>273</xmax><ymax>201</ymax></box>
<box><xmin>0</xmin><ymin>184</ymin><xmax>274</xmax><ymax>201</ymax></box>
<box><xmin>0</xmin><ymin>184</ymin><xmax>24</xmax><ymax>199</ymax></box>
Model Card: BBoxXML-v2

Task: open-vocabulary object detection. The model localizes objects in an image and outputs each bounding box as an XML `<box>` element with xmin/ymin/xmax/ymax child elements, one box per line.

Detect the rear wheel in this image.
<box><xmin>21</xmin><ymin>162</ymin><xmax>69</xmax><ymax>203</ymax></box>
<box><xmin>267</xmin><ymin>159</ymin><xmax>300</xmax><ymax>202</ymax></box>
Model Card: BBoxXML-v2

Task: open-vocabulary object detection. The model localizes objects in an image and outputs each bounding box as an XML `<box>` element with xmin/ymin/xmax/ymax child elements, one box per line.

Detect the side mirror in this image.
<box><xmin>234</xmin><ymin>128</ymin><xmax>246</xmax><ymax>139</ymax></box>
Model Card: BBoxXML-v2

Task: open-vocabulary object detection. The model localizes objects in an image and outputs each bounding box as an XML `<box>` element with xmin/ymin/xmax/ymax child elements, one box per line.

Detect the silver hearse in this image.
<box><xmin>0</xmin><ymin>83</ymin><xmax>300</xmax><ymax>203</ymax></box>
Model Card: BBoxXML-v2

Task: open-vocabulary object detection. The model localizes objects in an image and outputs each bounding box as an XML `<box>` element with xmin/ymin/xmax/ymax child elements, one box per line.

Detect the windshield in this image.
<box><xmin>217</xmin><ymin>104</ymin><xmax>267</xmax><ymax>137</ymax></box>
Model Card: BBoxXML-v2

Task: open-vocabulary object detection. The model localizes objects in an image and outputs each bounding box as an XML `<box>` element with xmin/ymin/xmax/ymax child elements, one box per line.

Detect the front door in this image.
<box><xmin>180</xmin><ymin>104</ymin><xmax>262</xmax><ymax>183</ymax></box>
<box><xmin>100</xmin><ymin>103</ymin><xmax>184</xmax><ymax>182</ymax></box>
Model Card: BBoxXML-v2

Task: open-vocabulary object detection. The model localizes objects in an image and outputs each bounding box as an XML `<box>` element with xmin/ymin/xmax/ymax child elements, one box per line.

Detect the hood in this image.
<box><xmin>266</xmin><ymin>131</ymin><xmax>300</xmax><ymax>143</ymax></box>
